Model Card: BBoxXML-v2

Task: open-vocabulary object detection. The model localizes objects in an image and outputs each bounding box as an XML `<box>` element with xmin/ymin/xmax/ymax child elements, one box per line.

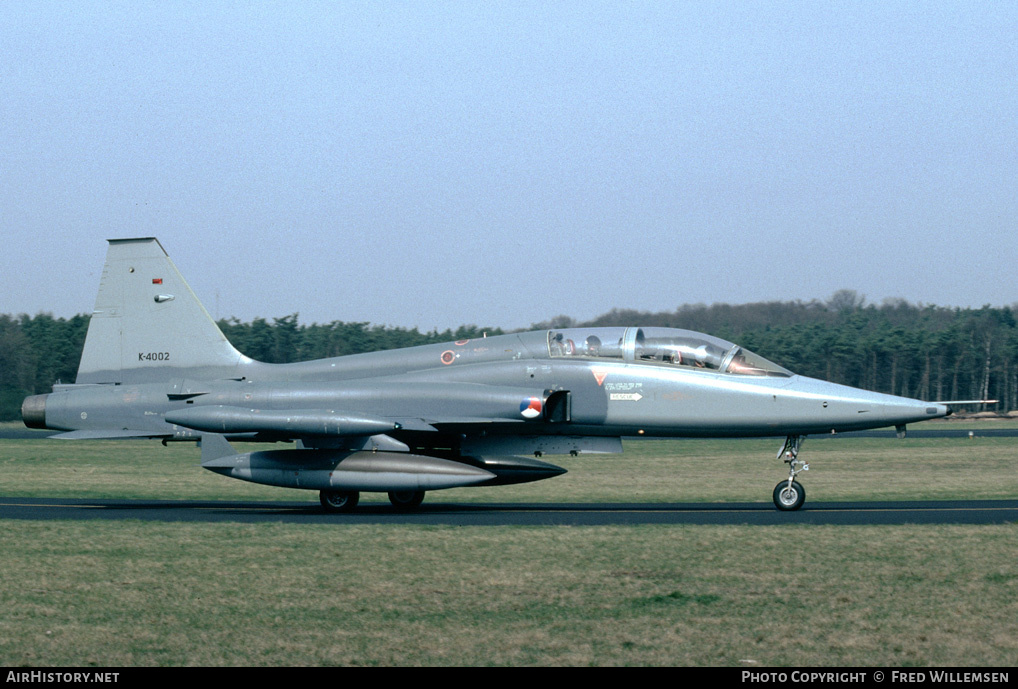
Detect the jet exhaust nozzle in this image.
<box><xmin>22</xmin><ymin>394</ymin><xmax>48</xmax><ymax>429</ymax></box>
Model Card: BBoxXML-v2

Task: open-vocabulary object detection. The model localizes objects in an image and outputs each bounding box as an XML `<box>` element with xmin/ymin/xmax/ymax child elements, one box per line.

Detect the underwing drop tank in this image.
<box><xmin>200</xmin><ymin>446</ymin><xmax>497</xmax><ymax>492</ymax></box>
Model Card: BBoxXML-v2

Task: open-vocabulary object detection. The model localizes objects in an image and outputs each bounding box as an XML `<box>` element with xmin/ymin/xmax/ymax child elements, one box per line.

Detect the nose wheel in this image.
<box><xmin>773</xmin><ymin>479</ymin><xmax>805</xmax><ymax>511</ymax></box>
<box><xmin>774</xmin><ymin>435</ymin><xmax>808</xmax><ymax>511</ymax></box>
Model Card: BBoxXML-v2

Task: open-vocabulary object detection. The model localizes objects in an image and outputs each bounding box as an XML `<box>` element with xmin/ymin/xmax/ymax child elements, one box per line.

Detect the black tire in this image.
<box><xmin>320</xmin><ymin>490</ymin><xmax>359</xmax><ymax>513</ymax></box>
<box><xmin>773</xmin><ymin>480</ymin><xmax>805</xmax><ymax>511</ymax></box>
<box><xmin>388</xmin><ymin>490</ymin><xmax>425</xmax><ymax>510</ymax></box>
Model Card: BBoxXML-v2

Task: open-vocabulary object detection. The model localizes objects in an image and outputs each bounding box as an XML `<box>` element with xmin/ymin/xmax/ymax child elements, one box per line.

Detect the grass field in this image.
<box><xmin>1</xmin><ymin>421</ymin><xmax>1016</xmax><ymax>666</ymax></box>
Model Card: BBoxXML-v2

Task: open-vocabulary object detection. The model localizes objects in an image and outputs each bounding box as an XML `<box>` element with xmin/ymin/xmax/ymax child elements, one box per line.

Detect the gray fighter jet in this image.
<box><xmin>23</xmin><ymin>238</ymin><xmax>956</xmax><ymax>511</ymax></box>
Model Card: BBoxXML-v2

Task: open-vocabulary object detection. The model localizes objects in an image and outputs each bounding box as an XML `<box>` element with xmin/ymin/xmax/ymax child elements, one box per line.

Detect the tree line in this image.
<box><xmin>3</xmin><ymin>292</ymin><xmax>1017</xmax><ymax>421</ymax></box>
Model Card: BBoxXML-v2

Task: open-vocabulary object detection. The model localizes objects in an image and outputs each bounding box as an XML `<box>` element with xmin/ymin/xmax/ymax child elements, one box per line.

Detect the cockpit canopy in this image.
<box><xmin>547</xmin><ymin>327</ymin><xmax>792</xmax><ymax>377</ymax></box>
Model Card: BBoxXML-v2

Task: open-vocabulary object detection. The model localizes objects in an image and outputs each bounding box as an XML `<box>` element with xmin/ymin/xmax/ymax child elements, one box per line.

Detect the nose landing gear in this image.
<box><xmin>774</xmin><ymin>435</ymin><xmax>808</xmax><ymax>511</ymax></box>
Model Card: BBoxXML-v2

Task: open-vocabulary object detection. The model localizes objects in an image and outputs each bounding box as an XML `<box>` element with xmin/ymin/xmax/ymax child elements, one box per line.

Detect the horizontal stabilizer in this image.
<box><xmin>166</xmin><ymin>405</ymin><xmax>400</xmax><ymax>437</ymax></box>
<box><xmin>50</xmin><ymin>429</ymin><xmax>172</xmax><ymax>440</ymax></box>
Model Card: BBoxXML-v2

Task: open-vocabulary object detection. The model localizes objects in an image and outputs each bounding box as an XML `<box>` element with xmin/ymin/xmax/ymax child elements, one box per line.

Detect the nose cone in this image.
<box><xmin>465</xmin><ymin>455</ymin><xmax>568</xmax><ymax>486</ymax></box>
<box><xmin>878</xmin><ymin>399</ymin><xmax>949</xmax><ymax>426</ymax></box>
<box><xmin>785</xmin><ymin>376</ymin><xmax>950</xmax><ymax>433</ymax></box>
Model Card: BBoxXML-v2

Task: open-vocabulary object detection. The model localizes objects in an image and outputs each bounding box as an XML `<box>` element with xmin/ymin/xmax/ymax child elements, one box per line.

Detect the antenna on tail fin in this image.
<box><xmin>76</xmin><ymin>238</ymin><xmax>249</xmax><ymax>384</ymax></box>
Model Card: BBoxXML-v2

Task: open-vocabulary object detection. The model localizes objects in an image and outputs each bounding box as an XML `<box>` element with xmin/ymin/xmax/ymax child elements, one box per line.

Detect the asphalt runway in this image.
<box><xmin>4</xmin><ymin>425</ymin><xmax>1016</xmax><ymax>526</ymax></box>
<box><xmin>2</xmin><ymin>496</ymin><xmax>1015</xmax><ymax>526</ymax></box>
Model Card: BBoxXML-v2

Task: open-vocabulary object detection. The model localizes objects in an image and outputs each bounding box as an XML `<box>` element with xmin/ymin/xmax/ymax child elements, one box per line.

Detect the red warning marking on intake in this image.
<box><xmin>591</xmin><ymin>367</ymin><xmax>608</xmax><ymax>386</ymax></box>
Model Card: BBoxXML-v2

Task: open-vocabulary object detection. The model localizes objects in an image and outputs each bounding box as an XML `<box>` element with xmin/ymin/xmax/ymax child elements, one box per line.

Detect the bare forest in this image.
<box><xmin>3</xmin><ymin>292</ymin><xmax>1016</xmax><ymax>420</ymax></box>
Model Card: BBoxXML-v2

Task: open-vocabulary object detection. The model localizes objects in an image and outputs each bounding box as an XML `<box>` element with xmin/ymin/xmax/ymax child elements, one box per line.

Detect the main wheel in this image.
<box><xmin>773</xmin><ymin>480</ymin><xmax>805</xmax><ymax>511</ymax></box>
<box><xmin>388</xmin><ymin>490</ymin><xmax>425</xmax><ymax>510</ymax></box>
<box><xmin>320</xmin><ymin>490</ymin><xmax>360</xmax><ymax>513</ymax></box>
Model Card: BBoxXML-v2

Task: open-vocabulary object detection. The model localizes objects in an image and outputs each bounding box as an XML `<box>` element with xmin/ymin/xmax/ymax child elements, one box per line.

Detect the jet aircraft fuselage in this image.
<box><xmin>22</xmin><ymin>238</ymin><xmax>950</xmax><ymax>511</ymax></box>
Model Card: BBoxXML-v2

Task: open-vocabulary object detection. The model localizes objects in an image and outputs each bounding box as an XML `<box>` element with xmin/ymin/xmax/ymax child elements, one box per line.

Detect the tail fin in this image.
<box><xmin>76</xmin><ymin>238</ymin><xmax>248</xmax><ymax>384</ymax></box>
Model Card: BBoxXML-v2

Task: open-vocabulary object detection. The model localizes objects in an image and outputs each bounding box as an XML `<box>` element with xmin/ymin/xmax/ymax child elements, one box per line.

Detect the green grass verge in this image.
<box><xmin>1</xmin><ymin>522</ymin><xmax>1015</xmax><ymax>666</ymax></box>
<box><xmin>1</xmin><ymin>422</ymin><xmax>1016</xmax><ymax>666</ymax></box>
<box><xmin>2</xmin><ymin>423</ymin><xmax>1017</xmax><ymax>504</ymax></box>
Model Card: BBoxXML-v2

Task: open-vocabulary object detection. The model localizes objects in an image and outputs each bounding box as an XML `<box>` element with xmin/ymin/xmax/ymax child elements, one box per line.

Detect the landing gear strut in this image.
<box><xmin>773</xmin><ymin>435</ymin><xmax>808</xmax><ymax>511</ymax></box>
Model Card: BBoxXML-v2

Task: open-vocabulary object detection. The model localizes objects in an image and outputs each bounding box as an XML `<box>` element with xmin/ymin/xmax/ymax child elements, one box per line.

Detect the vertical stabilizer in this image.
<box><xmin>76</xmin><ymin>238</ymin><xmax>248</xmax><ymax>384</ymax></box>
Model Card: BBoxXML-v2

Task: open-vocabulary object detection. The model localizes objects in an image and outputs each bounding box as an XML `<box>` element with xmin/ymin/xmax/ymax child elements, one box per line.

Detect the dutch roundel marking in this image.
<box><xmin>441</xmin><ymin>350</ymin><xmax>457</xmax><ymax>365</ymax></box>
<box><xmin>519</xmin><ymin>397</ymin><xmax>543</xmax><ymax>419</ymax></box>
<box><xmin>455</xmin><ymin>339</ymin><xmax>470</xmax><ymax>346</ymax></box>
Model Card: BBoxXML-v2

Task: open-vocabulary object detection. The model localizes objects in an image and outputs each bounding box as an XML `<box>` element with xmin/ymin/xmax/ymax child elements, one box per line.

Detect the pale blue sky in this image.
<box><xmin>2</xmin><ymin>2</ymin><xmax>1016</xmax><ymax>331</ymax></box>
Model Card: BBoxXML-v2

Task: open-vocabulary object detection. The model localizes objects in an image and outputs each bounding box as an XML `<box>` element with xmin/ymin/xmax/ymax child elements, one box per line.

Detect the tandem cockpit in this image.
<box><xmin>547</xmin><ymin>327</ymin><xmax>792</xmax><ymax>377</ymax></box>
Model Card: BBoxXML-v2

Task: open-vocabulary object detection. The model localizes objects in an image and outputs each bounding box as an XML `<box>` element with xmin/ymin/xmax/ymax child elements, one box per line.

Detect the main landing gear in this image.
<box><xmin>773</xmin><ymin>435</ymin><xmax>808</xmax><ymax>511</ymax></box>
<box><xmin>387</xmin><ymin>490</ymin><xmax>426</xmax><ymax>510</ymax></box>
<box><xmin>320</xmin><ymin>489</ymin><xmax>360</xmax><ymax>513</ymax></box>
<box><xmin>319</xmin><ymin>489</ymin><xmax>427</xmax><ymax>513</ymax></box>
